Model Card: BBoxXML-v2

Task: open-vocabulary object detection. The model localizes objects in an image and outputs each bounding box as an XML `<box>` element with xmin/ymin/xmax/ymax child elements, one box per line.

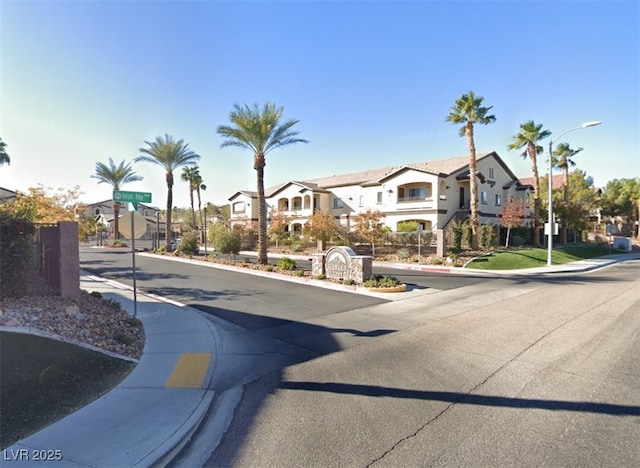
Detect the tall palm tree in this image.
<box><xmin>180</xmin><ymin>165</ymin><xmax>199</xmax><ymax>227</ymax></box>
<box><xmin>553</xmin><ymin>142</ymin><xmax>581</xmax><ymax>245</ymax></box>
<box><xmin>217</xmin><ymin>102</ymin><xmax>308</xmax><ymax>264</ymax></box>
<box><xmin>136</xmin><ymin>134</ymin><xmax>200</xmax><ymax>250</ymax></box>
<box><xmin>0</xmin><ymin>138</ymin><xmax>10</xmax><ymax>166</ymax></box>
<box><xmin>92</xmin><ymin>158</ymin><xmax>143</xmax><ymax>240</ymax></box>
<box><xmin>446</xmin><ymin>91</ymin><xmax>496</xmax><ymax>250</ymax></box>
<box><xmin>507</xmin><ymin>120</ymin><xmax>551</xmax><ymax>247</ymax></box>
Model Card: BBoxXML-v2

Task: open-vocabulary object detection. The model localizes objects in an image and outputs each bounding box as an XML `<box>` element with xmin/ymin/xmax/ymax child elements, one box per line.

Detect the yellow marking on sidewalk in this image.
<box><xmin>165</xmin><ymin>353</ymin><xmax>212</xmax><ymax>388</ymax></box>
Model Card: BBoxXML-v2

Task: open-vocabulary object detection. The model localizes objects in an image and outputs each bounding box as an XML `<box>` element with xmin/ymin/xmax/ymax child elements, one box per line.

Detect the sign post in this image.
<box><xmin>114</xmin><ymin>191</ymin><xmax>151</xmax><ymax>317</ymax></box>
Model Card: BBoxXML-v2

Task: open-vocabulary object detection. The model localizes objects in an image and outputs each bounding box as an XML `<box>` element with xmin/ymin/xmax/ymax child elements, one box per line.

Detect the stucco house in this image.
<box><xmin>228</xmin><ymin>151</ymin><xmax>532</xmax><ymax>236</ymax></box>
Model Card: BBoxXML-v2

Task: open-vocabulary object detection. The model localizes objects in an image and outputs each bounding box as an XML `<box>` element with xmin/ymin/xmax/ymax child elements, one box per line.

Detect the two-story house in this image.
<box><xmin>228</xmin><ymin>151</ymin><xmax>531</xmax><ymax>236</ymax></box>
<box><xmin>83</xmin><ymin>199</ymin><xmax>164</xmax><ymax>240</ymax></box>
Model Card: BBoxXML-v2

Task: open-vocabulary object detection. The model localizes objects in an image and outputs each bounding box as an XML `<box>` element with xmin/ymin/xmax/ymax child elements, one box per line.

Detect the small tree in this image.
<box><xmin>268</xmin><ymin>208</ymin><xmax>293</xmax><ymax>252</ymax></box>
<box><xmin>304</xmin><ymin>210</ymin><xmax>341</xmax><ymax>252</ymax></box>
<box><xmin>501</xmin><ymin>197</ymin><xmax>526</xmax><ymax>248</ymax></box>
<box><xmin>214</xmin><ymin>230</ymin><xmax>242</xmax><ymax>260</ymax></box>
<box><xmin>352</xmin><ymin>209</ymin><xmax>385</xmax><ymax>257</ymax></box>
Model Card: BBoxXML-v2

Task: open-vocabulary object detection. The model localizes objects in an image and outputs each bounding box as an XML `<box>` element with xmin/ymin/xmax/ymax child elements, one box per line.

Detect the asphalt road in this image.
<box><xmin>207</xmin><ymin>260</ymin><xmax>640</xmax><ymax>467</ymax></box>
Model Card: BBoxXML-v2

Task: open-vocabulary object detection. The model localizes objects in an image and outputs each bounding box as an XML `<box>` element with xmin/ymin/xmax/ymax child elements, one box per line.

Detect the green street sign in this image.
<box><xmin>113</xmin><ymin>190</ymin><xmax>152</xmax><ymax>204</ymax></box>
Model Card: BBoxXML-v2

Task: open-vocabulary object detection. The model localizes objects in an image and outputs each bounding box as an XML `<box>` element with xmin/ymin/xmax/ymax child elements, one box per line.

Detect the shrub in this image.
<box><xmin>511</xmin><ymin>235</ymin><xmax>525</xmax><ymax>247</ymax></box>
<box><xmin>451</xmin><ymin>220</ymin><xmax>463</xmax><ymax>251</ymax></box>
<box><xmin>176</xmin><ymin>231</ymin><xmax>199</xmax><ymax>256</ymax></box>
<box><xmin>291</xmin><ymin>244</ymin><xmax>302</xmax><ymax>252</ymax></box>
<box><xmin>363</xmin><ymin>275</ymin><xmax>401</xmax><ymax>288</ymax></box>
<box><xmin>265</xmin><ymin>265</ymin><xmax>274</xmax><ymax>272</ymax></box>
<box><xmin>480</xmin><ymin>224</ymin><xmax>497</xmax><ymax>249</ymax></box>
<box><xmin>316</xmin><ymin>274</ymin><xmax>326</xmax><ymax>280</ymax></box>
<box><xmin>295</xmin><ymin>270</ymin><xmax>305</xmax><ymax>277</ymax></box>
<box><xmin>215</xmin><ymin>230</ymin><xmax>242</xmax><ymax>258</ymax></box>
<box><xmin>343</xmin><ymin>278</ymin><xmax>355</xmax><ymax>285</ymax></box>
<box><xmin>396</xmin><ymin>248</ymin><xmax>411</xmax><ymax>260</ymax></box>
<box><xmin>277</xmin><ymin>257</ymin><xmax>297</xmax><ymax>270</ymax></box>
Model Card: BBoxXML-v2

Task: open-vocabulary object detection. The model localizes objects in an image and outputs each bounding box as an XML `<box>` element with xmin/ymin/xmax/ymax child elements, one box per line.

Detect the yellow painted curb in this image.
<box><xmin>165</xmin><ymin>353</ymin><xmax>212</xmax><ymax>388</ymax></box>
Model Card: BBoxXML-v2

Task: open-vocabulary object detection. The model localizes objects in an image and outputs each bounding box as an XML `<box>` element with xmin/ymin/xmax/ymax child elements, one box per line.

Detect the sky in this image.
<box><xmin>1</xmin><ymin>0</ymin><xmax>638</xmax><ymax>209</ymax></box>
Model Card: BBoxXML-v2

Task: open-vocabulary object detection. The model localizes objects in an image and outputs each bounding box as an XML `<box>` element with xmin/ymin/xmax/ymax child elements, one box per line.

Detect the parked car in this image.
<box><xmin>170</xmin><ymin>238</ymin><xmax>181</xmax><ymax>250</ymax></box>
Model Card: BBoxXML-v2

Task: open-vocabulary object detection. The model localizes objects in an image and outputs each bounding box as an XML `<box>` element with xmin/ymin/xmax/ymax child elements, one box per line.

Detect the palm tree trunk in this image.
<box><xmin>113</xmin><ymin>202</ymin><xmax>120</xmax><ymax>241</ymax></box>
<box><xmin>190</xmin><ymin>188</ymin><xmax>196</xmax><ymax>228</ymax></box>
<box><xmin>255</xmin><ymin>154</ymin><xmax>268</xmax><ymax>264</ymax></box>
<box><xmin>465</xmin><ymin>123</ymin><xmax>479</xmax><ymax>250</ymax></box>
<box><xmin>528</xmin><ymin>143</ymin><xmax>541</xmax><ymax>248</ymax></box>
<box><xmin>561</xmin><ymin>167</ymin><xmax>569</xmax><ymax>245</ymax></box>
<box><xmin>166</xmin><ymin>171</ymin><xmax>173</xmax><ymax>250</ymax></box>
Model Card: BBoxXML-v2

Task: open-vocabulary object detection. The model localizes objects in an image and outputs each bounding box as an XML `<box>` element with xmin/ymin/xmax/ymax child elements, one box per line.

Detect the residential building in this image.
<box><xmin>228</xmin><ymin>151</ymin><xmax>532</xmax><ymax>235</ymax></box>
<box><xmin>83</xmin><ymin>199</ymin><xmax>164</xmax><ymax>240</ymax></box>
<box><xmin>0</xmin><ymin>186</ymin><xmax>18</xmax><ymax>203</ymax></box>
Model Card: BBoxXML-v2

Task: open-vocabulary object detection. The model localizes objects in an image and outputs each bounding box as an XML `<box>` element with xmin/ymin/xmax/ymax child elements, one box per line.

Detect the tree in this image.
<box><xmin>304</xmin><ymin>210</ymin><xmax>341</xmax><ymax>251</ymax></box>
<box><xmin>600</xmin><ymin>178</ymin><xmax>640</xmax><ymax>238</ymax></box>
<box><xmin>0</xmin><ymin>138</ymin><xmax>10</xmax><ymax>166</ymax></box>
<box><xmin>92</xmin><ymin>158</ymin><xmax>143</xmax><ymax>241</ymax></box>
<box><xmin>180</xmin><ymin>165</ymin><xmax>199</xmax><ymax>228</ymax></box>
<box><xmin>552</xmin><ymin>143</ymin><xmax>581</xmax><ymax>245</ymax></box>
<box><xmin>136</xmin><ymin>134</ymin><xmax>200</xmax><ymax>251</ymax></box>
<box><xmin>446</xmin><ymin>91</ymin><xmax>496</xmax><ymax>250</ymax></box>
<box><xmin>217</xmin><ymin>103</ymin><xmax>308</xmax><ymax>264</ymax></box>
<box><xmin>540</xmin><ymin>169</ymin><xmax>599</xmax><ymax>242</ymax></box>
<box><xmin>268</xmin><ymin>208</ymin><xmax>293</xmax><ymax>252</ymax></box>
<box><xmin>352</xmin><ymin>209</ymin><xmax>385</xmax><ymax>257</ymax></box>
<box><xmin>507</xmin><ymin>120</ymin><xmax>551</xmax><ymax>248</ymax></box>
<box><xmin>500</xmin><ymin>197</ymin><xmax>526</xmax><ymax>248</ymax></box>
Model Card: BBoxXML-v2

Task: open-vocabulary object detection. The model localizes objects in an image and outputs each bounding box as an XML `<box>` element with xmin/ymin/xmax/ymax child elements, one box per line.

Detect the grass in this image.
<box><xmin>465</xmin><ymin>244</ymin><xmax>621</xmax><ymax>270</ymax></box>
<box><xmin>0</xmin><ymin>331</ymin><xmax>135</xmax><ymax>449</ymax></box>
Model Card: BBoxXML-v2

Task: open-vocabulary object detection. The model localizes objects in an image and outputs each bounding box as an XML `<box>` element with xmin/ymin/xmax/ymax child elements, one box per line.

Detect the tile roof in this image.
<box><xmin>294</xmin><ymin>152</ymin><xmax>494</xmax><ymax>189</ymax></box>
<box><xmin>519</xmin><ymin>174</ymin><xmax>565</xmax><ymax>190</ymax></box>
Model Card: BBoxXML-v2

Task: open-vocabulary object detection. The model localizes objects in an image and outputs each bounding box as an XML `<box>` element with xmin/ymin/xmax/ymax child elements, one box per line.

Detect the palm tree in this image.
<box><xmin>507</xmin><ymin>120</ymin><xmax>551</xmax><ymax>247</ymax></box>
<box><xmin>217</xmin><ymin>103</ymin><xmax>308</xmax><ymax>264</ymax></box>
<box><xmin>180</xmin><ymin>165</ymin><xmax>199</xmax><ymax>227</ymax></box>
<box><xmin>446</xmin><ymin>91</ymin><xmax>496</xmax><ymax>250</ymax></box>
<box><xmin>0</xmin><ymin>138</ymin><xmax>10</xmax><ymax>166</ymax></box>
<box><xmin>553</xmin><ymin>142</ymin><xmax>582</xmax><ymax>245</ymax></box>
<box><xmin>136</xmin><ymin>134</ymin><xmax>200</xmax><ymax>250</ymax></box>
<box><xmin>92</xmin><ymin>158</ymin><xmax>143</xmax><ymax>240</ymax></box>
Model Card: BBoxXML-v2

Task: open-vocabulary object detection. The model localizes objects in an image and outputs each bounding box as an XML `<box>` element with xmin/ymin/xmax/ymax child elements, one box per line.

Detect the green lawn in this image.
<box><xmin>465</xmin><ymin>244</ymin><xmax>620</xmax><ymax>270</ymax></box>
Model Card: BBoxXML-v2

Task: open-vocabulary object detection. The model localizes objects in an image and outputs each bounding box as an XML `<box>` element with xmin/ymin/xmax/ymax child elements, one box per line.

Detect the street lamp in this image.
<box><xmin>203</xmin><ymin>206</ymin><xmax>208</xmax><ymax>256</ymax></box>
<box><xmin>547</xmin><ymin>120</ymin><xmax>601</xmax><ymax>266</ymax></box>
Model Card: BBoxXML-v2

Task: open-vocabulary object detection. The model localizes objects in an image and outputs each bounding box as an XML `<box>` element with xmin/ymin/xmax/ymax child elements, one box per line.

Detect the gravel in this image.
<box><xmin>0</xmin><ymin>290</ymin><xmax>145</xmax><ymax>360</ymax></box>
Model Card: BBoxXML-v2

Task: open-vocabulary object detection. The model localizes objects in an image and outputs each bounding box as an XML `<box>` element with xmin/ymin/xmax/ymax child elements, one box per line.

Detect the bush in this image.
<box><xmin>277</xmin><ymin>257</ymin><xmax>297</xmax><ymax>270</ymax></box>
<box><xmin>511</xmin><ymin>235</ymin><xmax>525</xmax><ymax>247</ymax></box>
<box><xmin>176</xmin><ymin>231</ymin><xmax>199</xmax><ymax>256</ymax></box>
<box><xmin>316</xmin><ymin>274</ymin><xmax>326</xmax><ymax>280</ymax></box>
<box><xmin>215</xmin><ymin>230</ymin><xmax>242</xmax><ymax>258</ymax></box>
<box><xmin>343</xmin><ymin>278</ymin><xmax>355</xmax><ymax>285</ymax></box>
<box><xmin>363</xmin><ymin>275</ymin><xmax>401</xmax><ymax>288</ymax></box>
<box><xmin>396</xmin><ymin>248</ymin><xmax>411</xmax><ymax>260</ymax></box>
<box><xmin>265</xmin><ymin>265</ymin><xmax>274</xmax><ymax>272</ymax></box>
<box><xmin>295</xmin><ymin>270</ymin><xmax>305</xmax><ymax>277</ymax></box>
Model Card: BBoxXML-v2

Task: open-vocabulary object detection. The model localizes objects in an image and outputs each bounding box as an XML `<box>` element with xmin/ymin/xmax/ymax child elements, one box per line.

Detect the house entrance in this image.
<box><xmin>459</xmin><ymin>187</ymin><xmax>465</xmax><ymax>209</ymax></box>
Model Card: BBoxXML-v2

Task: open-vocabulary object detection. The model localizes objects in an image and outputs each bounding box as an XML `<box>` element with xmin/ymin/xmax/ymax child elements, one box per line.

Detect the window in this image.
<box><xmin>233</xmin><ymin>202</ymin><xmax>245</xmax><ymax>213</ymax></box>
<box><xmin>480</xmin><ymin>191</ymin><xmax>488</xmax><ymax>205</ymax></box>
<box><xmin>495</xmin><ymin>194</ymin><xmax>502</xmax><ymax>206</ymax></box>
<box><xmin>359</xmin><ymin>196</ymin><xmax>364</xmax><ymax>207</ymax></box>
<box><xmin>94</xmin><ymin>208</ymin><xmax>100</xmax><ymax>215</ymax></box>
<box><xmin>489</xmin><ymin>167</ymin><xmax>495</xmax><ymax>179</ymax></box>
<box><xmin>332</xmin><ymin>198</ymin><xmax>344</xmax><ymax>209</ymax></box>
<box><xmin>408</xmin><ymin>188</ymin><xmax>426</xmax><ymax>200</ymax></box>
<box><xmin>377</xmin><ymin>191</ymin><xmax>383</xmax><ymax>204</ymax></box>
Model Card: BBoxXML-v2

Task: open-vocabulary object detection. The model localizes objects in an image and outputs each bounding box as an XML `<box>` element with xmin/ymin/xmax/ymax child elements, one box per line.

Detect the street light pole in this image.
<box><xmin>547</xmin><ymin>121</ymin><xmax>601</xmax><ymax>266</ymax></box>
<box><xmin>204</xmin><ymin>206</ymin><xmax>208</xmax><ymax>256</ymax></box>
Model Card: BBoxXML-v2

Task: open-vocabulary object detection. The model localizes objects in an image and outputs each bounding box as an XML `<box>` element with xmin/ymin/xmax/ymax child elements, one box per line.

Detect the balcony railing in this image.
<box><xmin>397</xmin><ymin>196</ymin><xmax>429</xmax><ymax>202</ymax></box>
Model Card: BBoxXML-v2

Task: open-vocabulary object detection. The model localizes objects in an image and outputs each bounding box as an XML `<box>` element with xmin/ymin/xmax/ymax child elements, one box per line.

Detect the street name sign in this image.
<box><xmin>113</xmin><ymin>190</ymin><xmax>152</xmax><ymax>204</ymax></box>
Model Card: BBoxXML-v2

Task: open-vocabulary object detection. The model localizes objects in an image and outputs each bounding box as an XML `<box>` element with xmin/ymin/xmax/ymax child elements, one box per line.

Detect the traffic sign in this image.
<box><xmin>113</xmin><ymin>190</ymin><xmax>152</xmax><ymax>204</ymax></box>
<box><xmin>119</xmin><ymin>211</ymin><xmax>148</xmax><ymax>239</ymax></box>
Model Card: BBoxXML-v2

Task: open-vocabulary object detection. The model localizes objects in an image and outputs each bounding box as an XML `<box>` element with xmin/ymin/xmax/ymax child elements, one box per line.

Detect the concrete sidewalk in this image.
<box><xmin>4</xmin><ymin>251</ymin><xmax>639</xmax><ymax>467</ymax></box>
<box><xmin>4</xmin><ymin>274</ymin><xmax>220</xmax><ymax>467</ymax></box>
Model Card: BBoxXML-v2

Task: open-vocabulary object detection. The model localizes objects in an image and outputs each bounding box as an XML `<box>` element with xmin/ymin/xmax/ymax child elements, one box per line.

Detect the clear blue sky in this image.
<box><xmin>1</xmin><ymin>0</ymin><xmax>638</xmax><ymax>208</ymax></box>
